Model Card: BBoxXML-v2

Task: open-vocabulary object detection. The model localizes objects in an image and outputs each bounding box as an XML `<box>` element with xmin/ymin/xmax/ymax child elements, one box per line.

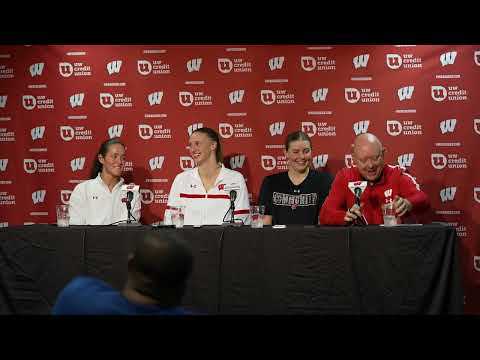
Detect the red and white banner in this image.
<box><xmin>0</xmin><ymin>44</ymin><xmax>479</xmax><ymax>312</ymax></box>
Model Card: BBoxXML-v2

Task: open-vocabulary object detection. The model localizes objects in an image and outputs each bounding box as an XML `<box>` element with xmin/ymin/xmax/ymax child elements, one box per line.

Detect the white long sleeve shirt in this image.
<box><xmin>166</xmin><ymin>165</ymin><xmax>250</xmax><ymax>225</ymax></box>
<box><xmin>69</xmin><ymin>174</ymin><xmax>141</xmax><ymax>225</ymax></box>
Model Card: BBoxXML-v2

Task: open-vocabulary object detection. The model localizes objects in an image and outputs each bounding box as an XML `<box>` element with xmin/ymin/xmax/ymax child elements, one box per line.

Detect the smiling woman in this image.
<box><xmin>258</xmin><ymin>131</ymin><xmax>333</xmax><ymax>225</ymax></box>
<box><xmin>165</xmin><ymin>127</ymin><xmax>250</xmax><ymax>226</ymax></box>
<box><xmin>68</xmin><ymin>138</ymin><xmax>141</xmax><ymax>225</ymax></box>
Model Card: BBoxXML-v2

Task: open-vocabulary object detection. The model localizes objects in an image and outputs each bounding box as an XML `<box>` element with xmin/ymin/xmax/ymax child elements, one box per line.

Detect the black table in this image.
<box><xmin>0</xmin><ymin>224</ymin><xmax>463</xmax><ymax>314</ymax></box>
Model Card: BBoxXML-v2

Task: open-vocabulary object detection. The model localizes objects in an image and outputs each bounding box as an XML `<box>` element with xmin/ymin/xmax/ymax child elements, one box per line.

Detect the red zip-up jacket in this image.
<box><xmin>319</xmin><ymin>164</ymin><xmax>430</xmax><ymax>225</ymax></box>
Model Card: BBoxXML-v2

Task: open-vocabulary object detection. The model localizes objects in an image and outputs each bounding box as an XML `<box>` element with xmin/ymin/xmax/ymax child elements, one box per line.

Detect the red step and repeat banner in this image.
<box><xmin>0</xmin><ymin>44</ymin><xmax>479</xmax><ymax>312</ymax></box>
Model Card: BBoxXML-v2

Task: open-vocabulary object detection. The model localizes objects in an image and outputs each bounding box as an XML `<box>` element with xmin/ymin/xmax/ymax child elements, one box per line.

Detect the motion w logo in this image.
<box><xmin>440</xmin><ymin>51</ymin><xmax>457</xmax><ymax>66</ymax></box>
<box><xmin>107</xmin><ymin>60</ymin><xmax>122</xmax><ymax>75</ymax></box>
<box><xmin>149</xmin><ymin>156</ymin><xmax>165</xmax><ymax>171</ymax></box>
<box><xmin>108</xmin><ymin>124</ymin><xmax>123</xmax><ymax>138</ymax></box>
<box><xmin>31</xmin><ymin>190</ymin><xmax>46</xmax><ymax>204</ymax></box>
<box><xmin>268</xmin><ymin>56</ymin><xmax>284</xmax><ymax>71</ymax></box>
<box><xmin>70</xmin><ymin>93</ymin><xmax>85</xmax><ymax>108</ymax></box>
<box><xmin>313</xmin><ymin>154</ymin><xmax>328</xmax><ymax>169</ymax></box>
<box><xmin>0</xmin><ymin>159</ymin><xmax>8</xmax><ymax>172</ymax></box>
<box><xmin>230</xmin><ymin>155</ymin><xmax>245</xmax><ymax>169</ymax></box>
<box><xmin>397</xmin><ymin>153</ymin><xmax>414</xmax><ymax>168</ymax></box>
<box><xmin>187</xmin><ymin>58</ymin><xmax>202</xmax><ymax>72</ymax></box>
<box><xmin>187</xmin><ymin>123</ymin><xmax>203</xmax><ymax>136</ymax></box>
<box><xmin>31</xmin><ymin>126</ymin><xmax>45</xmax><ymax>140</ymax></box>
<box><xmin>269</xmin><ymin>122</ymin><xmax>285</xmax><ymax>136</ymax></box>
<box><xmin>312</xmin><ymin>88</ymin><xmax>328</xmax><ymax>102</ymax></box>
<box><xmin>440</xmin><ymin>119</ymin><xmax>457</xmax><ymax>134</ymax></box>
<box><xmin>397</xmin><ymin>86</ymin><xmax>414</xmax><ymax>101</ymax></box>
<box><xmin>29</xmin><ymin>62</ymin><xmax>44</xmax><ymax>77</ymax></box>
<box><xmin>229</xmin><ymin>90</ymin><xmax>245</xmax><ymax>104</ymax></box>
<box><xmin>70</xmin><ymin>157</ymin><xmax>86</xmax><ymax>172</ymax></box>
<box><xmin>0</xmin><ymin>95</ymin><xmax>7</xmax><ymax>108</ymax></box>
<box><xmin>353</xmin><ymin>54</ymin><xmax>370</xmax><ymax>69</ymax></box>
<box><xmin>353</xmin><ymin>120</ymin><xmax>370</xmax><ymax>135</ymax></box>
<box><xmin>148</xmin><ymin>91</ymin><xmax>163</xmax><ymax>106</ymax></box>
<box><xmin>440</xmin><ymin>187</ymin><xmax>457</xmax><ymax>202</ymax></box>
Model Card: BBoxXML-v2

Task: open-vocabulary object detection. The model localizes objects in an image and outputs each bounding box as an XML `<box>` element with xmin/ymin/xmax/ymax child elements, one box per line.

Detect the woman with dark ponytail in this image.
<box><xmin>69</xmin><ymin>138</ymin><xmax>141</xmax><ymax>225</ymax></box>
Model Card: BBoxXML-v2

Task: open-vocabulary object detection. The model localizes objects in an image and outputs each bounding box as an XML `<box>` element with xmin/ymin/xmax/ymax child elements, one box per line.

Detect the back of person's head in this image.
<box><xmin>192</xmin><ymin>127</ymin><xmax>223</xmax><ymax>163</ymax></box>
<box><xmin>128</xmin><ymin>231</ymin><xmax>193</xmax><ymax>307</ymax></box>
<box><xmin>90</xmin><ymin>137</ymin><xmax>125</xmax><ymax>179</ymax></box>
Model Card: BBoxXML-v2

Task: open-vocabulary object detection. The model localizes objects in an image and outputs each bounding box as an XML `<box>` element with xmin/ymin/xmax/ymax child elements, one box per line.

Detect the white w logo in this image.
<box><xmin>31</xmin><ymin>126</ymin><xmax>45</xmax><ymax>140</ymax></box>
<box><xmin>107</xmin><ymin>60</ymin><xmax>122</xmax><ymax>75</ymax></box>
<box><xmin>440</xmin><ymin>51</ymin><xmax>457</xmax><ymax>66</ymax></box>
<box><xmin>269</xmin><ymin>122</ymin><xmax>285</xmax><ymax>136</ymax></box>
<box><xmin>70</xmin><ymin>93</ymin><xmax>85</xmax><ymax>108</ymax></box>
<box><xmin>0</xmin><ymin>159</ymin><xmax>8</xmax><ymax>172</ymax></box>
<box><xmin>229</xmin><ymin>90</ymin><xmax>245</xmax><ymax>104</ymax></box>
<box><xmin>230</xmin><ymin>155</ymin><xmax>245</xmax><ymax>169</ymax></box>
<box><xmin>397</xmin><ymin>86</ymin><xmax>414</xmax><ymax>101</ymax></box>
<box><xmin>312</xmin><ymin>88</ymin><xmax>328</xmax><ymax>103</ymax></box>
<box><xmin>0</xmin><ymin>95</ymin><xmax>7</xmax><ymax>108</ymax></box>
<box><xmin>313</xmin><ymin>154</ymin><xmax>328</xmax><ymax>169</ymax></box>
<box><xmin>187</xmin><ymin>123</ymin><xmax>203</xmax><ymax>136</ymax></box>
<box><xmin>268</xmin><ymin>56</ymin><xmax>284</xmax><ymax>70</ymax></box>
<box><xmin>108</xmin><ymin>124</ymin><xmax>123</xmax><ymax>138</ymax></box>
<box><xmin>353</xmin><ymin>120</ymin><xmax>370</xmax><ymax>135</ymax></box>
<box><xmin>149</xmin><ymin>156</ymin><xmax>165</xmax><ymax>171</ymax></box>
<box><xmin>397</xmin><ymin>153</ymin><xmax>414</xmax><ymax>167</ymax></box>
<box><xmin>32</xmin><ymin>190</ymin><xmax>46</xmax><ymax>204</ymax></box>
<box><xmin>148</xmin><ymin>91</ymin><xmax>163</xmax><ymax>106</ymax></box>
<box><xmin>187</xmin><ymin>58</ymin><xmax>202</xmax><ymax>72</ymax></box>
<box><xmin>440</xmin><ymin>187</ymin><xmax>457</xmax><ymax>202</ymax></box>
<box><xmin>440</xmin><ymin>119</ymin><xmax>457</xmax><ymax>134</ymax></box>
<box><xmin>70</xmin><ymin>157</ymin><xmax>86</xmax><ymax>172</ymax></box>
<box><xmin>353</xmin><ymin>54</ymin><xmax>370</xmax><ymax>69</ymax></box>
<box><xmin>29</xmin><ymin>62</ymin><xmax>44</xmax><ymax>77</ymax></box>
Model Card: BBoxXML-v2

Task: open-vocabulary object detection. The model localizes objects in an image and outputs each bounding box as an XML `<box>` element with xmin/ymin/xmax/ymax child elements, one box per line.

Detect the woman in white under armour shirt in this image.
<box><xmin>166</xmin><ymin>127</ymin><xmax>250</xmax><ymax>226</ymax></box>
<box><xmin>69</xmin><ymin>138</ymin><xmax>141</xmax><ymax>225</ymax></box>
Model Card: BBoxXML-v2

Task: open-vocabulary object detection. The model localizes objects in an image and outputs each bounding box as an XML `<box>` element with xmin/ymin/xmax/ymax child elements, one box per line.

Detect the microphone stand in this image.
<box><xmin>118</xmin><ymin>191</ymin><xmax>141</xmax><ymax>227</ymax></box>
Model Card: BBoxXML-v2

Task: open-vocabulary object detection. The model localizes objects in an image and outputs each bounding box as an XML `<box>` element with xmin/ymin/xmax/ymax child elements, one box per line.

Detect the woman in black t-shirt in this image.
<box><xmin>258</xmin><ymin>131</ymin><xmax>333</xmax><ymax>225</ymax></box>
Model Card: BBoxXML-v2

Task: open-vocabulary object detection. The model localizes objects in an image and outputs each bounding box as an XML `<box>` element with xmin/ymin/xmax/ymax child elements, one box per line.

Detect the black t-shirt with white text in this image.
<box><xmin>258</xmin><ymin>169</ymin><xmax>333</xmax><ymax>225</ymax></box>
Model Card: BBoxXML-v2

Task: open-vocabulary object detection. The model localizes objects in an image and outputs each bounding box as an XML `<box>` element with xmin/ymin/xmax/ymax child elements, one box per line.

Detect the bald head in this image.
<box><xmin>351</xmin><ymin>133</ymin><xmax>386</xmax><ymax>182</ymax></box>
<box><xmin>352</xmin><ymin>133</ymin><xmax>383</xmax><ymax>155</ymax></box>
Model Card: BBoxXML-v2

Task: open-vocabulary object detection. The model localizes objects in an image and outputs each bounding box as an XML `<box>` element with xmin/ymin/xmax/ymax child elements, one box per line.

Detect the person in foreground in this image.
<box><xmin>68</xmin><ymin>138</ymin><xmax>141</xmax><ymax>225</ymax></box>
<box><xmin>258</xmin><ymin>131</ymin><xmax>333</xmax><ymax>225</ymax></box>
<box><xmin>166</xmin><ymin>127</ymin><xmax>250</xmax><ymax>225</ymax></box>
<box><xmin>319</xmin><ymin>133</ymin><xmax>430</xmax><ymax>225</ymax></box>
<box><xmin>52</xmin><ymin>231</ymin><xmax>193</xmax><ymax>315</ymax></box>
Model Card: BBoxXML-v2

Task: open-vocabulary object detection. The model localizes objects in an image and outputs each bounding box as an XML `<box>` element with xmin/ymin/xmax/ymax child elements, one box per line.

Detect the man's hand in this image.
<box><xmin>344</xmin><ymin>203</ymin><xmax>363</xmax><ymax>223</ymax></box>
<box><xmin>393</xmin><ymin>195</ymin><xmax>412</xmax><ymax>217</ymax></box>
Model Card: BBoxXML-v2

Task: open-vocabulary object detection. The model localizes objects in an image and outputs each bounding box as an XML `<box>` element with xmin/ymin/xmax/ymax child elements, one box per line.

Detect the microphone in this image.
<box><xmin>354</xmin><ymin>187</ymin><xmax>362</xmax><ymax>206</ymax></box>
<box><xmin>229</xmin><ymin>190</ymin><xmax>237</xmax><ymax>223</ymax></box>
<box><xmin>126</xmin><ymin>190</ymin><xmax>133</xmax><ymax>211</ymax></box>
<box><xmin>121</xmin><ymin>184</ymin><xmax>139</xmax><ymax>224</ymax></box>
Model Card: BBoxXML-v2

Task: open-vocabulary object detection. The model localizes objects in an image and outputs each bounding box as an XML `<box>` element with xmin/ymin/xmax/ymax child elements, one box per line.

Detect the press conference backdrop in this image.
<box><xmin>0</xmin><ymin>45</ymin><xmax>479</xmax><ymax>312</ymax></box>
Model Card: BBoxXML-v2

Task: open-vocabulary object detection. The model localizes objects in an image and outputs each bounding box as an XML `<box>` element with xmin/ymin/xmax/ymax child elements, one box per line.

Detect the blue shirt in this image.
<box><xmin>52</xmin><ymin>276</ymin><xmax>191</xmax><ymax>315</ymax></box>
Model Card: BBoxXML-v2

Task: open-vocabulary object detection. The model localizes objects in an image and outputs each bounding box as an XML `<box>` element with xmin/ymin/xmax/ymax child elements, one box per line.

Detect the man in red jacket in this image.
<box><xmin>319</xmin><ymin>133</ymin><xmax>429</xmax><ymax>225</ymax></box>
